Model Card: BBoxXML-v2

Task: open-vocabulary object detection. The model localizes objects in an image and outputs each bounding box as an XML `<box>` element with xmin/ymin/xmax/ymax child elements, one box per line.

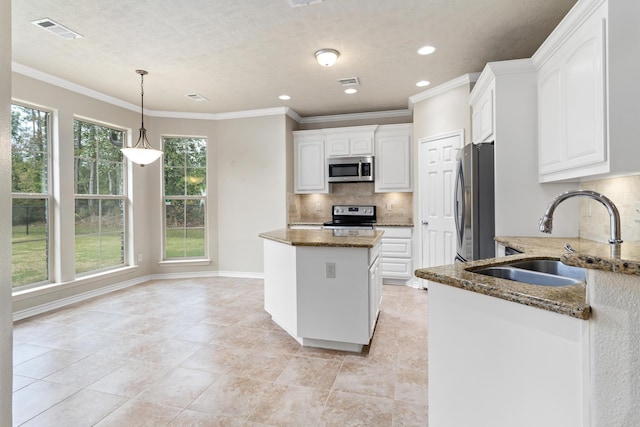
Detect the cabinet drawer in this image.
<box><xmin>381</xmin><ymin>258</ymin><xmax>413</xmax><ymax>279</ymax></box>
<box><xmin>377</xmin><ymin>227</ymin><xmax>412</xmax><ymax>238</ymax></box>
<box><xmin>381</xmin><ymin>238</ymin><xmax>412</xmax><ymax>258</ymax></box>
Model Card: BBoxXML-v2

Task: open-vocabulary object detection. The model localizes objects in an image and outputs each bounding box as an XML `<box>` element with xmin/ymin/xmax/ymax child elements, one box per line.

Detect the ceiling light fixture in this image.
<box><xmin>416</xmin><ymin>80</ymin><xmax>431</xmax><ymax>87</ymax></box>
<box><xmin>417</xmin><ymin>45</ymin><xmax>436</xmax><ymax>55</ymax></box>
<box><xmin>279</xmin><ymin>95</ymin><xmax>291</xmax><ymax>100</ymax></box>
<box><xmin>344</xmin><ymin>88</ymin><xmax>358</xmax><ymax>94</ymax></box>
<box><xmin>121</xmin><ymin>70</ymin><xmax>163</xmax><ymax>166</ymax></box>
<box><xmin>315</xmin><ymin>49</ymin><xmax>340</xmax><ymax>67</ymax></box>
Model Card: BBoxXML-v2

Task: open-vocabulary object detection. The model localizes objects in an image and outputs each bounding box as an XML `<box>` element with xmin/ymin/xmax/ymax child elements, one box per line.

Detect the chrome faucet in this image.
<box><xmin>539</xmin><ymin>190</ymin><xmax>622</xmax><ymax>257</ymax></box>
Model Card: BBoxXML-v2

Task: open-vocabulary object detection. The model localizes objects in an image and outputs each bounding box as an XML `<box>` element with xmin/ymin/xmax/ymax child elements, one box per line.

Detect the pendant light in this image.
<box><xmin>121</xmin><ymin>69</ymin><xmax>163</xmax><ymax>166</ymax></box>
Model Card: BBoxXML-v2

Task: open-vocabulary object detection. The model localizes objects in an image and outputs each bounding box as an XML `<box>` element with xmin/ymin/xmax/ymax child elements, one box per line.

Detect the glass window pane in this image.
<box><xmin>165</xmin><ymin>199</ymin><xmax>185</xmax><ymax>228</ymax></box>
<box><xmin>11</xmin><ymin>105</ymin><xmax>49</xmax><ymax>194</ymax></box>
<box><xmin>74</xmin><ymin>120</ymin><xmax>123</xmax><ymax>196</ymax></box>
<box><xmin>164</xmin><ymin>167</ymin><xmax>185</xmax><ymax>196</ymax></box>
<box><xmin>185</xmin><ymin>168</ymin><xmax>206</xmax><ymax>196</ymax></box>
<box><xmin>185</xmin><ymin>228</ymin><xmax>205</xmax><ymax>257</ymax></box>
<box><xmin>98</xmin><ymin>160</ymin><xmax>123</xmax><ymax>195</ymax></box>
<box><xmin>12</xmin><ymin>198</ymin><xmax>48</xmax><ymax>287</ymax></box>
<box><xmin>75</xmin><ymin>198</ymin><xmax>125</xmax><ymax>274</ymax></box>
<box><xmin>186</xmin><ymin>139</ymin><xmax>207</xmax><ymax>167</ymax></box>
<box><xmin>185</xmin><ymin>200</ymin><xmax>205</xmax><ymax>227</ymax></box>
<box><xmin>163</xmin><ymin>139</ymin><xmax>185</xmax><ymax>167</ymax></box>
<box><xmin>165</xmin><ymin>229</ymin><xmax>186</xmax><ymax>258</ymax></box>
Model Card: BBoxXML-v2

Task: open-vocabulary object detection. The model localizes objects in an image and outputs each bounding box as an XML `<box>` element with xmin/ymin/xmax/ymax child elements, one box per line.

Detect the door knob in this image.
<box><xmin>422</xmin><ymin>221</ymin><xmax>429</xmax><ymax>225</ymax></box>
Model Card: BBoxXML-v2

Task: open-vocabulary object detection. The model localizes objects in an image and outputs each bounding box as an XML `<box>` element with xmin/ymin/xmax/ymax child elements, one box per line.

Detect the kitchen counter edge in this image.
<box><xmin>259</xmin><ymin>228</ymin><xmax>384</xmax><ymax>248</ymax></box>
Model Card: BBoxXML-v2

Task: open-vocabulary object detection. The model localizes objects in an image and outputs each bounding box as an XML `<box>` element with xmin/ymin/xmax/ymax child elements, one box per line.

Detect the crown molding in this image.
<box><xmin>13</xmin><ymin>62</ymin><xmax>410</xmax><ymax>123</ymax></box>
<box><xmin>408</xmin><ymin>73</ymin><xmax>481</xmax><ymax>107</ymax></box>
<box><xmin>299</xmin><ymin>109</ymin><xmax>412</xmax><ymax>124</ymax></box>
<box><xmin>13</xmin><ymin>62</ymin><xmax>140</xmax><ymax>113</ymax></box>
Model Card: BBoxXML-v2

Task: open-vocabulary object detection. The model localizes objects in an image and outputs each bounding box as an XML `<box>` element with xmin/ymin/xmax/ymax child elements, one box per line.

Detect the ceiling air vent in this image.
<box><xmin>337</xmin><ymin>77</ymin><xmax>360</xmax><ymax>87</ymax></box>
<box><xmin>185</xmin><ymin>93</ymin><xmax>208</xmax><ymax>102</ymax></box>
<box><xmin>288</xmin><ymin>0</ymin><xmax>323</xmax><ymax>7</ymax></box>
<box><xmin>31</xmin><ymin>18</ymin><xmax>83</xmax><ymax>40</ymax></box>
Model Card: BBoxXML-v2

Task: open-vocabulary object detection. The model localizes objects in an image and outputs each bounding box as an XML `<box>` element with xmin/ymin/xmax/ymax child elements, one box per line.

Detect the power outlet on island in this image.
<box><xmin>325</xmin><ymin>262</ymin><xmax>336</xmax><ymax>278</ymax></box>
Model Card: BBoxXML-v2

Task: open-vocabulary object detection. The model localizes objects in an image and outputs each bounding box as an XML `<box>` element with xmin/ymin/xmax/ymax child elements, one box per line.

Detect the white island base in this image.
<box><xmin>262</xmin><ymin>235</ymin><xmax>382</xmax><ymax>352</ymax></box>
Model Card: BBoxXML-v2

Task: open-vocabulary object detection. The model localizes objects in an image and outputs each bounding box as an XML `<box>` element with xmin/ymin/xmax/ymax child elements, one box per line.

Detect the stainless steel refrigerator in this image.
<box><xmin>454</xmin><ymin>143</ymin><xmax>495</xmax><ymax>262</ymax></box>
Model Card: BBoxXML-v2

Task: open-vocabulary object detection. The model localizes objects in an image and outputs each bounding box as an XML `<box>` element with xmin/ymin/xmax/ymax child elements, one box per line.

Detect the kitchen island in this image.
<box><xmin>259</xmin><ymin>228</ymin><xmax>384</xmax><ymax>352</ymax></box>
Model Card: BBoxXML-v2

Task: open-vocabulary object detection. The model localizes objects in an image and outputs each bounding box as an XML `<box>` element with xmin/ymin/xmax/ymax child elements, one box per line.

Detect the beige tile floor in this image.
<box><xmin>12</xmin><ymin>277</ymin><xmax>429</xmax><ymax>426</ymax></box>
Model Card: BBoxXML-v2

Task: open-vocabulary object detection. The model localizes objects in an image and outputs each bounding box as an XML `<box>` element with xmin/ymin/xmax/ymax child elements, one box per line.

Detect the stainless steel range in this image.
<box><xmin>323</xmin><ymin>205</ymin><xmax>376</xmax><ymax>230</ymax></box>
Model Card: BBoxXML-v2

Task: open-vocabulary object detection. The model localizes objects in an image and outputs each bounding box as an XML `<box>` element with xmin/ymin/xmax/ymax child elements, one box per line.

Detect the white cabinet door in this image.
<box><xmin>325</xmin><ymin>125</ymin><xmax>377</xmax><ymax>157</ymax></box>
<box><xmin>536</xmin><ymin>3</ymin><xmax>607</xmax><ymax>182</ymax></box>
<box><xmin>294</xmin><ymin>132</ymin><xmax>328</xmax><ymax>194</ymax></box>
<box><xmin>471</xmin><ymin>85</ymin><xmax>494</xmax><ymax>143</ymax></box>
<box><xmin>374</xmin><ymin>124</ymin><xmax>413</xmax><ymax>192</ymax></box>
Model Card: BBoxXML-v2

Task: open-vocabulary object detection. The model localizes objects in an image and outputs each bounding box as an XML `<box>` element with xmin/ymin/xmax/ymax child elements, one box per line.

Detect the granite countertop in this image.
<box><xmin>416</xmin><ymin>236</ymin><xmax>640</xmax><ymax>320</ymax></box>
<box><xmin>260</xmin><ymin>228</ymin><xmax>384</xmax><ymax>248</ymax></box>
<box><xmin>288</xmin><ymin>221</ymin><xmax>414</xmax><ymax>227</ymax></box>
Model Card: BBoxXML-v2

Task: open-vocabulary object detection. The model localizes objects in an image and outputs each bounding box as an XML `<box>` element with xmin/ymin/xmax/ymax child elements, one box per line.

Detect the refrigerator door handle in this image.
<box><xmin>454</xmin><ymin>158</ymin><xmax>465</xmax><ymax>246</ymax></box>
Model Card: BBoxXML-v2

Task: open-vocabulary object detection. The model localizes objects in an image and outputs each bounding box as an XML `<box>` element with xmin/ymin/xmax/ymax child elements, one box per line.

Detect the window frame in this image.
<box><xmin>73</xmin><ymin>117</ymin><xmax>129</xmax><ymax>276</ymax></box>
<box><xmin>161</xmin><ymin>135</ymin><xmax>208</xmax><ymax>261</ymax></box>
<box><xmin>10</xmin><ymin>102</ymin><xmax>53</xmax><ymax>290</ymax></box>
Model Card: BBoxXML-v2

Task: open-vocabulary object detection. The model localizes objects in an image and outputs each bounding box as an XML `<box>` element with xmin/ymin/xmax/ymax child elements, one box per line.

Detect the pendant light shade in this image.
<box><xmin>121</xmin><ymin>70</ymin><xmax>163</xmax><ymax>166</ymax></box>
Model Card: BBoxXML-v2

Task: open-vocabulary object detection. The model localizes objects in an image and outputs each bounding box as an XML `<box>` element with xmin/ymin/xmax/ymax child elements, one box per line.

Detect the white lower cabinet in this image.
<box><xmin>378</xmin><ymin>227</ymin><xmax>413</xmax><ymax>284</ymax></box>
<box><xmin>429</xmin><ymin>282</ymin><xmax>587</xmax><ymax>426</ymax></box>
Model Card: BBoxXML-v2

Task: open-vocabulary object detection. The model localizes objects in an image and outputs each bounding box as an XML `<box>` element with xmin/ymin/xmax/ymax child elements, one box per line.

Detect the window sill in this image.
<box><xmin>158</xmin><ymin>259</ymin><xmax>212</xmax><ymax>267</ymax></box>
<box><xmin>12</xmin><ymin>265</ymin><xmax>139</xmax><ymax>300</ymax></box>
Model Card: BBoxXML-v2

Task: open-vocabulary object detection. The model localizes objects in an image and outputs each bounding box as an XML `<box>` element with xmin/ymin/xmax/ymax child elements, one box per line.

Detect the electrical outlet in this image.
<box><xmin>315</xmin><ymin>203</ymin><xmax>321</xmax><ymax>211</ymax></box>
<box><xmin>137</xmin><ymin>253</ymin><xmax>143</xmax><ymax>262</ymax></box>
<box><xmin>386</xmin><ymin>202</ymin><xmax>392</xmax><ymax>211</ymax></box>
<box><xmin>634</xmin><ymin>202</ymin><xmax>640</xmax><ymax>222</ymax></box>
<box><xmin>326</xmin><ymin>262</ymin><xmax>336</xmax><ymax>278</ymax></box>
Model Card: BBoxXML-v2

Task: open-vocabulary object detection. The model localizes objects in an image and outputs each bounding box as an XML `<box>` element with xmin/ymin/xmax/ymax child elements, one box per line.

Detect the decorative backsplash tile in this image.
<box><xmin>289</xmin><ymin>183</ymin><xmax>413</xmax><ymax>224</ymax></box>
<box><xmin>580</xmin><ymin>175</ymin><xmax>640</xmax><ymax>243</ymax></box>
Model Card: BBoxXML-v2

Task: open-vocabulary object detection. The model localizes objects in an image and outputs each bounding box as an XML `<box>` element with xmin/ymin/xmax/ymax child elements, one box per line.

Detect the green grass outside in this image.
<box><xmin>12</xmin><ymin>223</ymin><xmax>206</xmax><ymax>287</ymax></box>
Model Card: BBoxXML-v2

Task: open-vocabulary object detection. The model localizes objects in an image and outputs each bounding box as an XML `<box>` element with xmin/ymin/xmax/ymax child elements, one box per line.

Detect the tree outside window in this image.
<box><xmin>163</xmin><ymin>137</ymin><xmax>207</xmax><ymax>259</ymax></box>
<box><xmin>11</xmin><ymin>104</ymin><xmax>50</xmax><ymax>287</ymax></box>
<box><xmin>74</xmin><ymin>120</ymin><xmax>126</xmax><ymax>274</ymax></box>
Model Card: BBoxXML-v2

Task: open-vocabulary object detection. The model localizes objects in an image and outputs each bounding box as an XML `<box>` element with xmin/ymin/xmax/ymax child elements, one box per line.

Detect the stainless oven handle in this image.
<box><xmin>358</xmin><ymin>161</ymin><xmax>362</xmax><ymax>177</ymax></box>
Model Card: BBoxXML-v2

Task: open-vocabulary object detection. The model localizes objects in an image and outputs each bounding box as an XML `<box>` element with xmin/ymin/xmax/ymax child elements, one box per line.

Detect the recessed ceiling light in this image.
<box><xmin>344</xmin><ymin>88</ymin><xmax>358</xmax><ymax>94</ymax></box>
<box><xmin>416</xmin><ymin>80</ymin><xmax>431</xmax><ymax>87</ymax></box>
<box><xmin>279</xmin><ymin>95</ymin><xmax>291</xmax><ymax>100</ymax></box>
<box><xmin>417</xmin><ymin>45</ymin><xmax>436</xmax><ymax>55</ymax></box>
<box><xmin>31</xmin><ymin>18</ymin><xmax>83</xmax><ymax>40</ymax></box>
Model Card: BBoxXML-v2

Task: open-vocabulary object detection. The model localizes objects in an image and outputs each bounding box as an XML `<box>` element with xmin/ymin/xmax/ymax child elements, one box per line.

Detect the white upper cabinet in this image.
<box><xmin>471</xmin><ymin>88</ymin><xmax>494</xmax><ymax>143</ymax></box>
<box><xmin>293</xmin><ymin>130</ymin><xmax>328</xmax><ymax>194</ymax></box>
<box><xmin>325</xmin><ymin>125</ymin><xmax>377</xmax><ymax>157</ymax></box>
<box><xmin>533</xmin><ymin>0</ymin><xmax>640</xmax><ymax>182</ymax></box>
<box><xmin>374</xmin><ymin>124</ymin><xmax>413</xmax><ymax>192</ymax></box>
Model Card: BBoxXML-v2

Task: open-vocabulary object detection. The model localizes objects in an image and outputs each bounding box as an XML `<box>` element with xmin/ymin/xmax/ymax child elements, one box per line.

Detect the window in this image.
<box><xmin>163</xmin><ymin>137</ymin><xmax>207</xmax><ymax>259</ymax></box>
<box><xmin>74</xmin><ymin>119</ymin><xmax>126</xmax><ymax>274</ymax></box>
<box><xmin>11</xmin><ymin>104</ymin><xmax>51</xmax><ymax>288</ymax></box>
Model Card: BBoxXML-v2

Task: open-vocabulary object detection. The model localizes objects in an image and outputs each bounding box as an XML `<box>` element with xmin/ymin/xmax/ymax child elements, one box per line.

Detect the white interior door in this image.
<box><xmin>419</xmin><ymin>131</ymin><xmax>462</xmax><ymax>268</ymax></box>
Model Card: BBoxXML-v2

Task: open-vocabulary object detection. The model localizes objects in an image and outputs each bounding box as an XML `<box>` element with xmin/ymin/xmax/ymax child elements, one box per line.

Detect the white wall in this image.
<box><xmin>411</xmin><ymin>79</ymin><xmax>474</xmax><ymax>271</ymax></box>
<box><xmin>217</xmin><ymin>115</ymin><xmax>290</xmax><ymax>274</ymax></box>
<box><xmin>0</xmin><ymin>0</ymin><xmax>12</xmax><ymax>422</ymax></box>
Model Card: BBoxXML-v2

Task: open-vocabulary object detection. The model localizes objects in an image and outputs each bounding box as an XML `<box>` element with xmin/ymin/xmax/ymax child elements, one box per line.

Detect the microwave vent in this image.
<box><xmin>337</xmin><ymin>77</ymin><xmax>360</xmax><ymax>87</ymax></box>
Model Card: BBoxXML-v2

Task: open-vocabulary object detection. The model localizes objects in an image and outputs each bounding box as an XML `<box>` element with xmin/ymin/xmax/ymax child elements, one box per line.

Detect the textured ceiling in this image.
<box><xmin>12</xmin><ymin>0</ymin><xmax>577</xmax><ymax>117</ymax></box>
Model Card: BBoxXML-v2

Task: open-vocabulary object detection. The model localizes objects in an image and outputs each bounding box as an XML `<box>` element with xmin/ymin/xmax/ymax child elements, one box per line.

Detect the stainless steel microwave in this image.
<box><xmin>327</xmin><ymin>156</ymin><xmax>374</xmax><ymax>183</ymax></box>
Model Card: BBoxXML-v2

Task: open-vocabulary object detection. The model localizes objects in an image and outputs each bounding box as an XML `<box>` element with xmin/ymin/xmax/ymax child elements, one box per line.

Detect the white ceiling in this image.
<box><xmin>12</xmin><ymin>0</ymin><xmax>577</xmax><ymax>118</ymax></box>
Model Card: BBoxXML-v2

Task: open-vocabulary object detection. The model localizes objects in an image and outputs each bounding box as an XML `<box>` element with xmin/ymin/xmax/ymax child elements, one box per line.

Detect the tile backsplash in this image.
<box><xmin>288</xmin><ymin>183</ymin><xmax>413</xmax><ymax>224</ymax></box>
<box><xmin>580</xmin><ymin>175</ymin><xmax>640</xmax><ymax>243</ymax></box>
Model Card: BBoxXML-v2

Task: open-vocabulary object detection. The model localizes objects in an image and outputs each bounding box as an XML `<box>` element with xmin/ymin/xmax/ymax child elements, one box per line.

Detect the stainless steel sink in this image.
<box><xmin>471</xmin><ymin>260</ymin><xmax>585</xmax><ymax>287</ymax></box>
<box><xmin>507</xmin><ymin>259</ymin><xmax>586</xmax><ymax>281</ymax></box>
